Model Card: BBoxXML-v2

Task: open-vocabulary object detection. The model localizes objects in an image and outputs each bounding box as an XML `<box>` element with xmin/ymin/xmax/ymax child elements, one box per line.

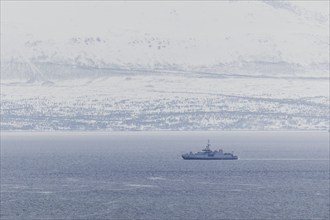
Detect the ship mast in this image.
<box><xmin>204</xmin><ymin>139</ymin><xmax>211</xmax><ymax>151</ymax></box>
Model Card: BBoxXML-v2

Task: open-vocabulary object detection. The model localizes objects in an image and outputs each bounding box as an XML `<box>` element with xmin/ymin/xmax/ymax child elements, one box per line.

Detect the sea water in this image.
<box><xmin>1</xmin><ymin>132</ymin><xmax>329</xmax><ymax>219</ymax></box>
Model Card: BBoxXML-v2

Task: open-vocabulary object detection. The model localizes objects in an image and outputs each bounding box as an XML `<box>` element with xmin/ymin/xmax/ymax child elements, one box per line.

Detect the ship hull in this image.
<box><xmin>182</xmin><ymin>156</ymin><xmax>238</xmax><ymax>160</ymax></box>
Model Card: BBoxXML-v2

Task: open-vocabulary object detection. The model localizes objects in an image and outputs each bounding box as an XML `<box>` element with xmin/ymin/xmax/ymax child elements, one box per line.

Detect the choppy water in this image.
<box><xmin>1</xmin><ymin>132</ymin><xmax>329</xmax><ymax>219</ymax></box>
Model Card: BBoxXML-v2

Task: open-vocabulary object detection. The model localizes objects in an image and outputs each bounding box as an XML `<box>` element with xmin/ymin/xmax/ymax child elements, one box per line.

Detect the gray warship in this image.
<box><xmin>182</xmin><ymin>140</ymin><xmax>238</xmax><ymax>160</ymax></box>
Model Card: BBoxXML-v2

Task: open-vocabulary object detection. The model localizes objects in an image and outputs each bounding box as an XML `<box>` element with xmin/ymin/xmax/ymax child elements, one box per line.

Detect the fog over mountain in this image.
<box><xmin>1</xmin><ymin>1</ymin><xmax>329</xmax><ymax>131</ymax></box>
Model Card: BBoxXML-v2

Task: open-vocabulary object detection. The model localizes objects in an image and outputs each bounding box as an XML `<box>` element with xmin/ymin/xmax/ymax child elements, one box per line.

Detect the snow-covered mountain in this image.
<box><xmin>1</xmin><ymin>1</ymin><xmax>329</xmax><ymax>81</ymax></box>
<box><xmin>1</xmin><ymin>1</ymin><xmax>329</xmax><ymax>131</ymax></box>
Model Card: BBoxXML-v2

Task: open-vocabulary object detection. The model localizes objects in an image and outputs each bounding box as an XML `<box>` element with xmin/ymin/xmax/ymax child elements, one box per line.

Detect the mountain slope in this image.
<box><xmin>1</xmin><ymin>1</ymin><xmax>329</xmax><ymax>131</ymax></box>
<box><xmin>1</xmin><ymin>1</ymin><xmax>329</xmax><ymax>81</ymax></box>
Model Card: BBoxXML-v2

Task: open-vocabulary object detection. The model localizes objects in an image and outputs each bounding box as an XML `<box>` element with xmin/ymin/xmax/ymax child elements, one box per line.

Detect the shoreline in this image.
<box><xmin>1</xmin><ymin>130</ymin><xmax>328</xmax><ymax>136</ymax></box>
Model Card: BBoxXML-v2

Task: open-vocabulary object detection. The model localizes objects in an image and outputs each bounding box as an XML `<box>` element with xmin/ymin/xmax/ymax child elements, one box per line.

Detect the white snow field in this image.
<box><xmin>1</xmin><ymin>1</ymin><xmax>329</xmax><ymax>131</ymax></box>
<box><xmin>1</xmin><ymin>74</ymin><xmax>328</xmax><ymax>131</ymax></box>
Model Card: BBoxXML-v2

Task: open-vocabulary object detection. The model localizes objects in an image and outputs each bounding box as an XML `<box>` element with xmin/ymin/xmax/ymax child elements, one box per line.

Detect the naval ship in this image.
<box><xmin>182</xmin><ymin>140</ymin><xmax>238</xmax><ymax>160</ymax></box>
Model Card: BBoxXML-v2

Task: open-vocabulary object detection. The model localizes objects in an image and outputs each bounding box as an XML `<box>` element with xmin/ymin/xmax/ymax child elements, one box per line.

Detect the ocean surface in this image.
<box><xmin>1</xmin><ymin>132</ymin><xmax>329</xmax><ymax>219</ymax></box>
